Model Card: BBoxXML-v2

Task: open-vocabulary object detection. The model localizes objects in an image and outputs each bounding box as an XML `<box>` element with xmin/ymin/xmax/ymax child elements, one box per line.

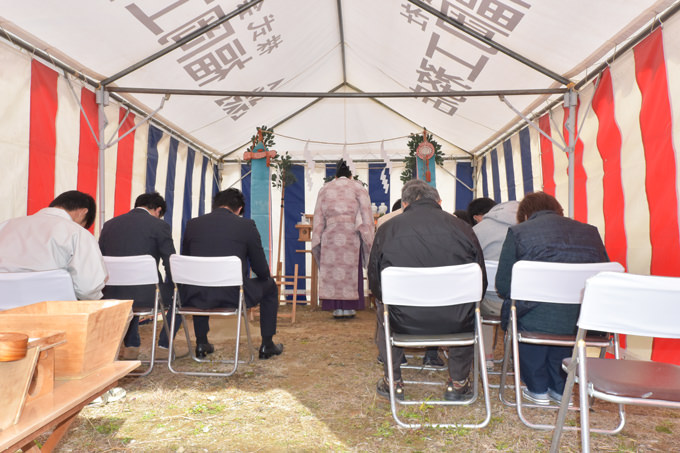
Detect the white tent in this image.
<box><xmin>1</xmin><ymin>0</ymin><xmax>680</xmax><ymax>361</ymax></box>
<box><xmin>1</xmin><ymin>0</ymin><xmax>674</xmax><ymax>159</ymax></box>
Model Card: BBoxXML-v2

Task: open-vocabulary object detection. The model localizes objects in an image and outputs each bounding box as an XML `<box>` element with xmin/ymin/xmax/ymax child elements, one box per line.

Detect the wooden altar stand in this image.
<box><xmin>0</xmin><ymin>360</ymin><xmax>140</xmax><ymax>453</ymax></box>
<box><xmin>295</xmin><ymin>216</ymin><xmax>318</xmax><ymax>309</ymax></box>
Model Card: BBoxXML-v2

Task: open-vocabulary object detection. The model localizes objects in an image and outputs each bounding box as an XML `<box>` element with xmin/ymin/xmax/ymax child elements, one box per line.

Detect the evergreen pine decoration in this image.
<box><xmin>401</xmin><ymin>130</ymin><xmax>443</xmax><ymax>183</ymax></box>
<box><xmin>247</xmin><ymin>125</ymin><xmax>275</xmax><ymax>153</ymax></box>
<box><xmin>271</xmin><ymin>151</ymin><xmax>297</xmax><ymax>190</ymax></box>
<box><xmin>270</xmin><ymin>149</ymin><xmax>297</xmax><ymax>282</ymax></box>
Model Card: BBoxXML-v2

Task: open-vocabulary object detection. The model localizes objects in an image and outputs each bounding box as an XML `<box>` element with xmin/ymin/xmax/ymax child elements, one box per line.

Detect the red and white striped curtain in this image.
<box><xmin>0</xmin><ymin>41</ymin><xmax>217</xmax><ymax>249</ymax></box>
<box><xmin>477</xmin><ymin>23</ymin><xmax>680</xmax><ymax>364</ymax></box>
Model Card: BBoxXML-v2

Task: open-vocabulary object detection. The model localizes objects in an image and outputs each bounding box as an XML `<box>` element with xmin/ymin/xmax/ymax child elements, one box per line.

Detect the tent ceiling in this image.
<box><xmin>1</xmin><ymin>0</ymin><xmax>677</xmax><ymax>162</ymax></box>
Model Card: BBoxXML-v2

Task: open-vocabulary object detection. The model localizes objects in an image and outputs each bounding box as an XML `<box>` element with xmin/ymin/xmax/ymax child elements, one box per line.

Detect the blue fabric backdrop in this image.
<box><xmin>145</xmin><ymin>125</ymin><xmax>162</xmax><ymax>194</ymax></box>
<box><xmin>455</xmin><ymin>161</ymin><xmax>473</xmax><ymax>210</ymax></box>
<box><xmin>163</xmin><ymin>137</ymin><xmax>178</xmax><ymax>229</ymax></box>
<box><xmin>284</xmin><ymin>165</ymin><xmax>306</xmax><ymax>301</ymax></box>
<box><xmin>368</xmin><ymin>163</ymin><xmax>390</xmax><ymax>212</ymax></box>
<box><xmin>181</xmin><ymin>148</ymin><xmax>195</xmax><ymax>242</ymax></box>
<box><xmin>198</xmin><ymin>157</ymin><xmax>208</xmax><ymax>216</ymax></box>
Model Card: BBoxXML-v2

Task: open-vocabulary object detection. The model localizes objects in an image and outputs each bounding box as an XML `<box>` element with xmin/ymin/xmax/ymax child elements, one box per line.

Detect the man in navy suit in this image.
<box><xmin>180</xmin><ymin>188</ymin><xmax>283</xmax><ymax>359</ymax></box>
<box><xmin>99</xmin><ymin>192</ymin><xmax>176</xmax><ymax>359</ymax></box>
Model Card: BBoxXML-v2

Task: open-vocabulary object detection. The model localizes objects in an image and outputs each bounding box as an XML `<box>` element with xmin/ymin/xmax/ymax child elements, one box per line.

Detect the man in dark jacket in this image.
<box><xmin>99</xmin><ymin>192</ymin><xmax>176</xmax><ymax>360</ymax></box>
<box><xmin>368</xmin><ymin>179</ymin><xmax>486</xmax><ymax>401</ymax></box>
<box><xmin>495</xmin><ymin>191</ymin><xmax>609</xmax><ymax>405</ymax></box>
<box><xmin>180</xmin><ymin>188</ymin><xmax>282</xmax><ymax>359</ymax></box>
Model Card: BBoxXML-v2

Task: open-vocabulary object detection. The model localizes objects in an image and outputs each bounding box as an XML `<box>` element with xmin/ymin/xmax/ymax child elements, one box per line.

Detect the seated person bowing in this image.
<box><xmin>368</xmin><ymin>179</ymin><xmax>486</xmax><ymax>401</ymax></box>
<box><xmin>495</xmin><ymin>191</ymin><xmax>609</xmax><ymax>405</ymax></box>
<box><xmin>178</xmin><ymin>188</ymin><xmax>283</xmax><ymax>359</ymax></box>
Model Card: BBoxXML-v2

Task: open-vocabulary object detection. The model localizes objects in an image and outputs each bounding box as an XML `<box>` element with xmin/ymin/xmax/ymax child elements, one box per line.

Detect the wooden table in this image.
<box><xmin>0</xmin><ymin>360</ymin><xmax>140</xmax><ymax>453</ymax></box>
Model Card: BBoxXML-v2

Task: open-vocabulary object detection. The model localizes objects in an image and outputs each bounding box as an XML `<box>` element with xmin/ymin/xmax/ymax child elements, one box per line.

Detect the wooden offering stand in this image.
<box><xmin>294</xmin><ymin>214</ymin><xmax>318</xmax><ymax>308</ymax></box>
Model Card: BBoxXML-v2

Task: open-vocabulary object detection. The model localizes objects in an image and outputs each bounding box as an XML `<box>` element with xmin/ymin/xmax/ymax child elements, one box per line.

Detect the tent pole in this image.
<box><xmin>96</xmin><ymin>88</ymin><xmax>109</xmax><ymax>232</ymax></box>
<box><xmin>499</xmin><ymin>95</ymin><xmax>567</xmax><ymax>152</ymax></box>
<box><xmin>564</xmin><ymin>89</ymin><xmax>578</xmax><ymax>219</ymax></box>
<box><xmin>107</xmin><ymin>87</ymin><xmax>566</xmax><ymax>98</ymax></box>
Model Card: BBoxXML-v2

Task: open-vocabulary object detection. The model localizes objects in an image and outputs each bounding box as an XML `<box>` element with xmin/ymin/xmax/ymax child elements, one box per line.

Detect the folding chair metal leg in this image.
<box><xmin>128</xmin><ymin>291</ymin><xmax>165</xmax><ymax>377</ymax></box>
<box><xmin>505</xmin><ymin>307</ymin><xmax>626</xmax><ymax>433</ymax></box>
<box><xmin>167</xmin><ymin>290</ymin><xmax>253</xmax><ymax>377</ymax></box>
<box><xmin>384</xmin><ymin>308</ymin><xmax>492</xmax><ymax>429</ymax></box>
<box><xmin>128</xmin><ymin>301</ymin><xmax>159</xmax><ymax>377</ymax></box>
<box><xmin>486</xmin><ymin>328</ymin><xmax>514</xmax><ymax>390</ymax></box>
<box><xmin>577</xmin><ymin>342</ymin><xmax>591</xmax><ymax>452</ymax></box>
<box><xmin>499</xmin><ymin>323</ymin><xmax>516</xmax><ymax>406</ymax></box>
<box><xmin>550</xmin><ymin>333</ymin><xmax>583</xmax><ymax>452</ymax></box>
<box><xmin>155</xmin><ymin>303</ymin><xmax>190</xmax><ymax>362</ymax></box>
<box><xmin>510</xmin><ymin>305</ymin><xmax>571</xmax><ymax>429</ymax></box>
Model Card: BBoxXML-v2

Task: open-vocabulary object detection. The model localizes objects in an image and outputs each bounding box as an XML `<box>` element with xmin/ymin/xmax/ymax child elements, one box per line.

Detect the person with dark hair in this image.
<box><xmin>453</xmin><ymin>209</ymin><xmax>472</xmax><ymax>224</ymax></box>
<box><xmin>312</xmin><ymin>159</ymin><xmax>374</xmax><ymax>319</ymax></box>
<box><xmin>466</xmin><ymin>197</ymin><xmax>497</xmax><ymax>226</ymax></box>
<box><xmin>0</xmin><ymin>190</ymin><xmax>107</xmax><ymax>299</ymax></box>
<box><xmin>495</xmin><ymin>191</ymin><xmax>609</xmax><ymax>405</ymax></box>
<box><xmin>99</xmin><ymin>192</ymin><xmax>176</xmax><ymax>359</ymax></box>
<box><xmin>369</xmin><ymin>179</ymin><xmax>487</xmax><ymax>401</ymax></box>
<box><xmin>49</xmin><ymin>190</ymin><xmax>98</xmax><ymax>230</ymax></box>
<box><xmin>178</xmin><ymin>188</ymin><xmax>283</xmax><ymax>359</ymax></box>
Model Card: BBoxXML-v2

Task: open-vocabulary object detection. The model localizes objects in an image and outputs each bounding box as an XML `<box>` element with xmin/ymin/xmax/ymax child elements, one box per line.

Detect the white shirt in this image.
<box><xmin>0</xmin><ymin>207</ymin><xmax>108</xmax><ymax>300</ymax></box>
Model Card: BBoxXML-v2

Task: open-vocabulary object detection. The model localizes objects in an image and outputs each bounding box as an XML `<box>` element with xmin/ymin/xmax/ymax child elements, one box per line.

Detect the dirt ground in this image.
<box><xmin>44</xmin><ymin>305</ymin><xmax>679</xmax><ymax>452</ymax></box>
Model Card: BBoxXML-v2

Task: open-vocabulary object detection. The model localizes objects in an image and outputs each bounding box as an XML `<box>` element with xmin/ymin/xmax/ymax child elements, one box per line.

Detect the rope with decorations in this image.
<box><xmin>401</xmin><ymin>129</ymin><xmax>444</xmax><ymax>183</ymax></box>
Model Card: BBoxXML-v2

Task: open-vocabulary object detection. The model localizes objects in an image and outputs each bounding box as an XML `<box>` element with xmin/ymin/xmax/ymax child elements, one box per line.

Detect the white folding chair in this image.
<box><xmin>499</xmin><ymin>260</ymin><xmax>624</xmax><ymax>430</ymax></box>
<box><xmin>103</xmin><ymin>255</ymin><xmax>175</xmax><ymax>376</ymax></box>
<box><xmin>0</xmin><ymin>269</ymin><xmax>76</xmax><ymax>310</ymax></box>
<box><xmin>168</xmin><ymin>254</ymin><xmax>254</xmax><ymax>377</ymax></box>
<box><xmin>381</xmin><ymin>263</ymin><xmax>491</xmax><ymax>429</ymax></box>
<box><xmin>551</xmin><ymin>272</ymin><xmax>680</xmax><ymax>452</ymax></box>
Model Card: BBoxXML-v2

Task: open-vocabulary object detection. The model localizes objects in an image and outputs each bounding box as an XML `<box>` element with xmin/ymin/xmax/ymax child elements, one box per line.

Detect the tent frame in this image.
<box><xmin>6</xmin><ymin>0</ymin><xmax>680</xmax><ymax>225</ymax></box>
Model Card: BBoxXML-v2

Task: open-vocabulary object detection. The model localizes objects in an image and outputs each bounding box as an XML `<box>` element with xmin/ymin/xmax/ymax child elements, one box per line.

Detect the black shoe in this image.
<box><xmin>444</xmin><ymin>378</ymin><xmax>472</xmax><ymax>402</ymax></box>
<box><xmin>195</xmin><ymin>343</ymin><xmax>214</xmax><ymax>358</ymax></box>
<box><xmin>259</xmin><ymin>343</ymin><xmax>283</xmax><ymax>359</ymax></box>
<box><xmin>376</xmin><ymin>377</ymin><xmax>404</xmax><ymax>401</ymax></box>
<box><xmin>423</xmin><ymin>353</ymin><xmax>445</xmax><ymax>367</ymax></box>
<box><xmin>377</xmin><ymin>355</ymin><xmax>408</xmax><ymax>365</ymax></box>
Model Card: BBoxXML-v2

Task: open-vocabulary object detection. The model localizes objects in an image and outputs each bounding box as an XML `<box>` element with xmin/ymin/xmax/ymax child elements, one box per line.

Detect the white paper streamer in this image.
<box><xmin>380</xmin><ymin>140</ymin><xmax>392</xmax><ymax>173</ymax></box>
<box><xmin>303</xmin><ymin>140</ymin><xmax>314</xmax><ymax>191</ymax></box>
<box><xmin>380</xmin><ymin>166</ymin><xmax>389</xmax><ymax>194</ymax></box>
<box><xmin>379</xmin><ymin>140</ymin><xmax>391</xmax><ymax>193</ymax></box>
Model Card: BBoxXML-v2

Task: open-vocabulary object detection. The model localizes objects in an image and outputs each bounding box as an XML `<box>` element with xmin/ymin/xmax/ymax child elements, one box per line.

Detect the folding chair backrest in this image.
<box><xmin>578</xmin><ymin>272</ymin><xmax>680</xmax><ymax>338</ymax></box>
<box><xmin>510</xmin><ymin>261</ymin><xmax>624</xmax><ymax>304</ymax></box>
<box><xmin>381</xmin><ymin>263</ymin><xmax>482</xmax><ymax>307</ymax></box>
<box><xmin>0</xmin><ymin>269</ymin><xmax>76</xmax><ymax>310</ymax></box>
<box><xmin>485</xmin><ymin>260</ymin><xmax>498</xmax><ymax>294</ymax></box>
<box><xmin>103</xmin><ymin>255</ymin><xmax>159</xmax><ymax>286</ymax></box>
<box><xmin>170</xmin><ymin>255</ymin><xmax>242</xmax><ymax>287</ymax></box>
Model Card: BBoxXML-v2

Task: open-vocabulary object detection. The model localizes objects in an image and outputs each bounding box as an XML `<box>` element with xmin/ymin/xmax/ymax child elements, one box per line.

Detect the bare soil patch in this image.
<box><xmin>43</xmin><ymin>306</ymin><xmax>679</xmax><ymax>452</ymax></box>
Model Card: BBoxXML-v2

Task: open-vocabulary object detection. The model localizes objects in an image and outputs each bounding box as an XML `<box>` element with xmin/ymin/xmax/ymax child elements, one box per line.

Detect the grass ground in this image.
<box><xmin>43</xmin><ymin>306</ymin><xmax>679</xmax><ymax>452</ymax></box>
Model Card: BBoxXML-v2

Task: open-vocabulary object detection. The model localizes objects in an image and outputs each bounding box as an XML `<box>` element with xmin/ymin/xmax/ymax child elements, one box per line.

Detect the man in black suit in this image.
<box><xmin>180</xmin><ymin>188</ymin><xmax>283</xmax><ymax>359</ymax></box>
<box><xmin>99</xmin><ymin>192</ymin><xmax>176</xmax><ymax>360</ymax></box>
